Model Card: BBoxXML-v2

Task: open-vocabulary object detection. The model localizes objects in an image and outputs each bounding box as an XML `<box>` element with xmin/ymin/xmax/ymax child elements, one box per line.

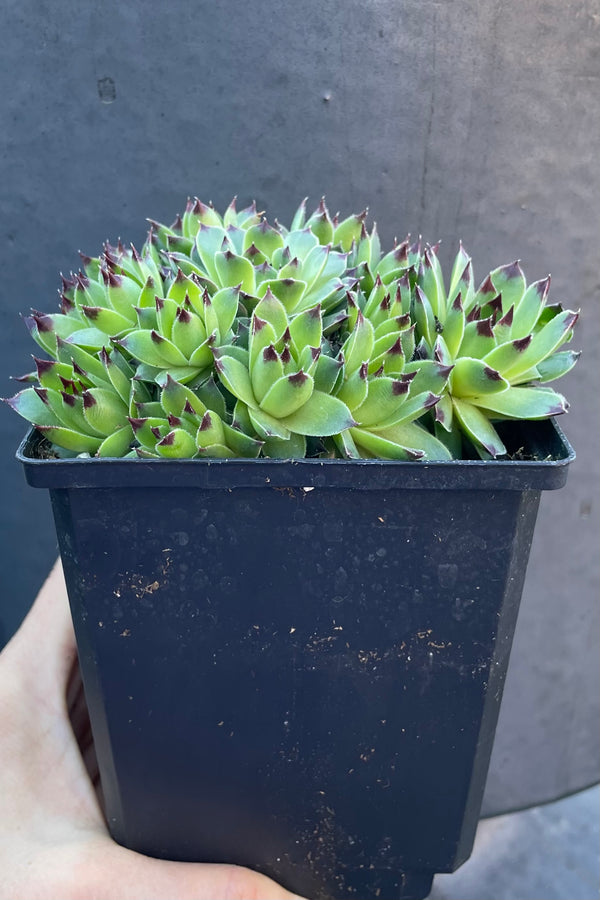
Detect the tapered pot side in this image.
<box><xmin>18</xmin><ymin>419</ymin><xmax>574</xmax><ymax>900</ymax></box>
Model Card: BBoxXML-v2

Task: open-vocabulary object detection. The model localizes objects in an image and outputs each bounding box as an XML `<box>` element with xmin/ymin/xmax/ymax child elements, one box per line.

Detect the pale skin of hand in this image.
<box><xmin>0</xmin><ymin>561</ymin><xmax>307</xmax><ymax>900</ymax></box>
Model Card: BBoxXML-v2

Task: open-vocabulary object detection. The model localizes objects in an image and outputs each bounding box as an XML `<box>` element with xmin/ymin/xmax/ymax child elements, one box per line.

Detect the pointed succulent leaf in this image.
<box><xmin>413</xmin><ymin>286</ymin><xmax>437</xmax><ymax>347</ymax></box>
<box><xmin>214</xmin><ymin>354</ymin><xmax>256</xmax><ymax>408</ymax></box>
<box><xmin>36</xmin><ymin>425</ymin><xmax>102</xmax><ymax>454</ymax></box>
<box><xmin>306</xmin><ymin>202</ymin><xmax>334</xmax><ymax>245</ymax></box>
<box><xmin>535</xmin><ymin>350</ymin><xmax>580</xmax><ymax>383</ymax></box>
<box><xmin>442</xmin><ymin>293</ymin><xmax>466</xmax><ymax>358</ymax></box>
<box><xmin>65</xmin><ymin>327</ymin><xmax>114</xmax><ymax>351</ymax></box>
<box><xmin>128</xmin><ymin>415</ymin><xmax>169</xmax><ymax>448</ymax></box>
<box><xmin>38</xmin><ymin>389</ymin><xmax>92</xmax><ymax>433</ymax></box>
<box><xmin>489</xmin><ymin>261</ymin><xmax>527</xmax><ymax>313</ymax></box>
<box><xmin>166</xmin><ymin>234</ymin><xmax>194</xmax><ymax>256</ymax></box>
<box><xmin>483</xmin><ymin>335</ymin><xmax>532</xmax><ymax>378</ymax></box>
<box><xmin>116</xmin><ymin>330</ymin><xmax>188</xmax><ymax>368</ymax></box>
<box><xmin>289</xmin><ymin>198</ymin><xmax>307</xmax><ymax>231</ymax></box>
<box><xmin>279</xmin><ymin>390</ymin><xmax>355</xmax><ymax>436</ymax></box>
<box><xmin>251</xmin><ymin>343</ymin><xmax>284</xmax><ymax>404</ymax></box>
<box><xmin>310</xmin><ymin>247</ymin><xmax>348</xmax><ymax>287</ymax></box>
<box><xmin>224</xmin><ymin>224</ymin><xmax>246</xmax><ymax>256</ymax></box>
<box><xmin>400</xmin><ymin>324</ymin><xmax>416</xmax><ymax>363</ymax></box>
<box><xmin>156</xmin><ymin>427</ymin><xmax>198</xmax><ymax>458</ymax></box>
<box><xmin>493</xmin><ymin>305</ymin><xmax>514</xmax><ymax>345</ymax></box>
<box><xmin>170</xmin><ymin>306</ymin><xmax>207</xmax><ymax>359</ymax></box>
<box><xmin>195</xmin><ymin>410</ymin><xmax>226</xmax><ymax>449</ymax></box>
<box><xmin>298</xmin><ymin>345</ymin><xmax>321</xmax><ymax>376</ymax></box>
<box><xmin>194</xmin><ymin>225</ymin><xmax>228</xmax><ymax>282</ymax></box>
<box><xmin>363</xmin><ymin>276</ymin><xmax>388</xmax><ymax>320</ymax></box>
<box><xmin>418</xmin><ymin>249</ymin><xmax>446</xmax><ymax>320</ymax></box>
<box><xmin>74</xmin><ymin>275</ymin><xmax>106</xmax><ymax>310</ymax></box>
<box><xmin>102</xmin><ymin>272</ymin><xmax>141</xmax><ymax>321</ymax></box>
<box><xmin>222</xmin><ymin>422</ymin><xmax>263</xmax><ymax>457</ymax></box>
<box><xmin>261</xmin><ymin>431</ymin><xmax>307</xmax><ymax>459</ymax></box>
<box><xmin>336</xmin><ymin>363</ymin><xmax>369</xmax><ymax>410</ymax></box>
<box><xmin>167</xmin><ymin>270</ymin><xmax>204</xmax><ymax>311</ymax></box>
<box><xmin>288</xmin><ymin>304</ymin><xmax>322</xmax><ymax>356</ymax></box>
<box><xmin>193</xmin><ymin>374</ymin><xmax>227</xmax><ymax>418</ymax></box>
<box><xmin>155</xmin><ymin>296</ymin><xmax>181</xmax><ymax>340</ymax></box>
<box><xmin>257</xmin><ymin>278</ymin><xmax>307</xmax><ymax>314</ymax></box>
<box><xmin>511</xmin><ymin>276</ymin><xmax>549</xmax><ymax>338</ymax></box>
<box><xmin>213</xmin><ymin>343</ymin><xmax>249</xmax><ymax>367</ymax></box>
<box><xmin>297</xmin><ymin>243</ymin><xmax>330</xmax><ymax>293</ymax></box>
<box><xmin>135</xmin><ymin>303</ymin><xmax>158</xmax><ymax>330</ymax></box>
<box><xmin>450</xmin><ymin>357</ymin><xmax>509</xmax><ymax>398</ymax></box>
<box><xmin>247</xmin><ymin>316</ymin><xmax>277</xmax><ymax>379</ymax></box>
<box><xmin>285</xmin><ymin>227</ymin><xmax>319</xmax><ymax>262</ymax></box>
<box><xmin>210</xmin><ymin>286</ymin><xmax>240</xmax><ymax>340</ymax></box>
<box><xmin>213</xmin><ymin>249</ymin><xmax>256</xmax><ymax>294</ymax></box>
<box><xmin>222</xmin><ymin>197</ymin><xmax>239</xmax><ymax>229</ymax></box>
<box><xmin>472</xmin><ymin>273</ymin><xmax>497</xmax><ymax>310</ymax></box>
<box><xmin>322</xmin><ymin>309</ymin><xmax>349</xmax><ymax>336</ymax></box>
<box><xmin>97</xmin><ymin>425</ymin><xmax>133</xmax><ymax>458</ymax></box>
<box><xmin>452</xmin><ymin>399</ymin><xmax>507</xmax><ymax>457</ymax></box>
<box><xmin>352</xmin><ymin>377</ymin><xmax>410</xmax><ymax>427</ymax></box>
<box><xmin>164</xmin><ymin>252</ymin><xmax>205</xmax><ymax>282</ymax></box>
<box><xmin>314</xmin><ymin>353</ymin><xmax>344</xmax><ymax>394</ymax></box>
<box><xmin>403</xmin><ymin>359</ymin><xmax>453</xmax><ymax>395</ymax></box>
<box><xmin>55</xmin><ymin>337</ymin><xmax>112</xmax><ymax>387</ymax></box>
<box><xmin>243</xmin><ymin>220</ymin><xmax>285</xmax><ymax>259</ymax></box>
<box><xmin>197</xmin><ymin>442</ymin><xmax>237</xmax><ymax>458</ymax></box>
<box><xmin>374</xmin><ymin>336</ymin><xmax>405</xmax><ymax>377</ymax></box>
<box><xmin>448</xmin><ymin>258</ymin><xmax>474</xmax><ymax>311</ymax></box>
<box><xmin>372</xmin><ymin>323</ymin><xmax>406</xmax><ymax>356</ymax></box>
<box><xmin>34</xmin><ymin>358</ymin><xmax>82</xmax><ymax>392</ymax></box>
<box><xmin>160</xmin><ymin>375</ymin><xmax>207</xmax><ymax>418</ymax></box>
<box><xmin>350</xmin><ymin>427</ymin><xmax>423</xmax><ymax>460</ymax></box>
<box><xmin>332</xmin><ymin>428</ymin><xmax>361</xmax><ymax>459</ymax></box>
<box><xmin>434</xmin><ymin>418</ymin><xmax>463</xmax><ymax>458</ymax></box>
<box><xmin>341</xmin><ymin>310</ymin><xmax>375</xmax><ymax>375</ymax></box>
<box><xmin>260</xmin><ymin>370</ymin><xmax>315</xmax><ymax>418</ymax></box>
<box><xmin>375</xmin><ymin>241</ymin><xmax>410</xmax><ymax>284</ymax></box>
<box><xmin>534</xmin><ymin>302</ymin><xmax>564</xmax><ymax>330</ymax></box>
<box><xmin>374</xmin><ymin>421</ymin><xmax>453</xmax><ymax>460</ymax></box>
<box><xmin>183</xmin><ymin>199</ymin><xmax>222</xmax><ymax>235</ymax></box>
<box><xmin>434</xmin><ymin>392</ymin><xmax>454</xmax><ymax>432</ymax></box>
<box><xmin>81</xmin><ymin>306</ymin><xmax>133</xmax><ymax>335</ymax></box>
<box><xmin>376</xmin><ymin>390</ymin><xmax>439</xmax><ymax>428</ymax></box>
<box><xmin>503</xmin><ymin>309</ymin><xmax>579</xmax><ymax>379</ymax></box>
<box><xmin>100</xmin><ymin>348</ymin><xmax>132</xmax><ymax>404</ymax></box>
<box><xmin>253</xmin><ymin>290</ymin><xmax>289</xmax><ymax>340</ymax></box>
<box><xmin>248</xmin><ymin>405</ymin><xmax>291</xmax><ymax>440</ymax></box>
<box><xmin>24</xmin><ymin>313</ymin><xmax>81</xmax><ymax>356</ymax></box>
<box><xmin>458</xmin><ymin>317</ymin><xmax>496</xmax><ymax>359</ymax></box>
<box><xmin>4</xmin><ymin>387</ymin><xmax>60</xmax><ymax>427</ymax></box>
<box><xmin>473</xmin><ymin>385</ymin><xmax>568</xmax><ymax>419</ymax></box>
<box><xmin>334</xmin><ymin>211</ymin><xmax>367</xmax><ymax>252</ymax></box>
<box><xmin>83</xmin><ymin>388</ymin><xmax>129</xmax><ymax>436</ymax></box>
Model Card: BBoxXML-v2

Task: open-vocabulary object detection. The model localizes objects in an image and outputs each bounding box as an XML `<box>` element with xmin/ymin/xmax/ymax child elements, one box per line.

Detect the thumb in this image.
<box><xmin>1</xmin><ymin>559</ymin><xmax>76</xmax><ymax>702</ymax></box>
<box><xmin>71</xmin><ymin>839</ymin><xmax>309</xmax><ymax>900</ymax></box>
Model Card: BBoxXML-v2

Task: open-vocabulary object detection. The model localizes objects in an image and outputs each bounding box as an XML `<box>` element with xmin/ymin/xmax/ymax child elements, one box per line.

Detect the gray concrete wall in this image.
<box><xmin>1</xmin><ymin>0</ymin><xmax>598</xmax><ymax>814</ymax></box>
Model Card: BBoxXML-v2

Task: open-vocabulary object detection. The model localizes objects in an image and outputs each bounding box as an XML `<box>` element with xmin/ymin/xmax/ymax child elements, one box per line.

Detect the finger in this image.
<box><xmin>68</xmin><ymin>841</ymin><xmax>309</xmax><ymax>900</ymax></box>
<box><xmin>2</xmin><ymin>559</ymin><xmax>76</xmax><ymax>699</ymax></box>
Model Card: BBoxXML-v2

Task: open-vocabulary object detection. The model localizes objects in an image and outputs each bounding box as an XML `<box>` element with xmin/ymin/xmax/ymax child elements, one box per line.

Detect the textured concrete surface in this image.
<box><xmin>430</xmin><ymin>784</ymin><xmax>600</xmax><ymax>900</ymax></box>
<box><xmin>0</xmin><ymin>0</ymin><xmax>598</xmax><ymax>814</ymax></box>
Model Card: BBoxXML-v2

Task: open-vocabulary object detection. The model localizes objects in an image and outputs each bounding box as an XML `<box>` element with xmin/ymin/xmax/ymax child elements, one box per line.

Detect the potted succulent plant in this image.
<box><xmin>6</xmin><ymin>197</ymin><xmax>578</xmax><ymax>900</ymax></box>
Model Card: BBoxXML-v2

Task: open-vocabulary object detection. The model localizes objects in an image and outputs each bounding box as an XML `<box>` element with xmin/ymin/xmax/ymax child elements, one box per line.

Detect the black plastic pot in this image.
<box><xmin>18</xmin><ymin>419</ymin><xmax>574</xmax><ymax>900</ymax></box>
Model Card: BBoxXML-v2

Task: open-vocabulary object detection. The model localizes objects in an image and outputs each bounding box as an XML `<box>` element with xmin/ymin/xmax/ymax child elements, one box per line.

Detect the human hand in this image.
<box><xmin>0</xmin><ymin>560</ymin><xmax>306</xmax><ymax>900</ymax></box>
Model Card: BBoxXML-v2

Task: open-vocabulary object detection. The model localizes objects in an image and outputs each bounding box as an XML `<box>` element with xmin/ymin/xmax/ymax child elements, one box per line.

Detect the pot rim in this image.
<box><xmin>16</xmin><ymin>419</ymin><xmax>575</xmax><ymax>492</ymax></box>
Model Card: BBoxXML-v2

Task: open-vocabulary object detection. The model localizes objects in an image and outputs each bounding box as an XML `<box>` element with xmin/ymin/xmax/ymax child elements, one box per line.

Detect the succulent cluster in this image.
<box><xmin>6</xmin><ymin>197</ymin><xmax>579</xmax><ymax>460</ymax></box>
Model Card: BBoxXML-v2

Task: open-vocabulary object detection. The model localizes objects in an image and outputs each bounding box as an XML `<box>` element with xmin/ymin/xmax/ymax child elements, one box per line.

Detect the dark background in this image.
<box><xmin>1</xmin><ymin>0</ymin><xmax>598</xmax><ymax>815</ymax></box>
